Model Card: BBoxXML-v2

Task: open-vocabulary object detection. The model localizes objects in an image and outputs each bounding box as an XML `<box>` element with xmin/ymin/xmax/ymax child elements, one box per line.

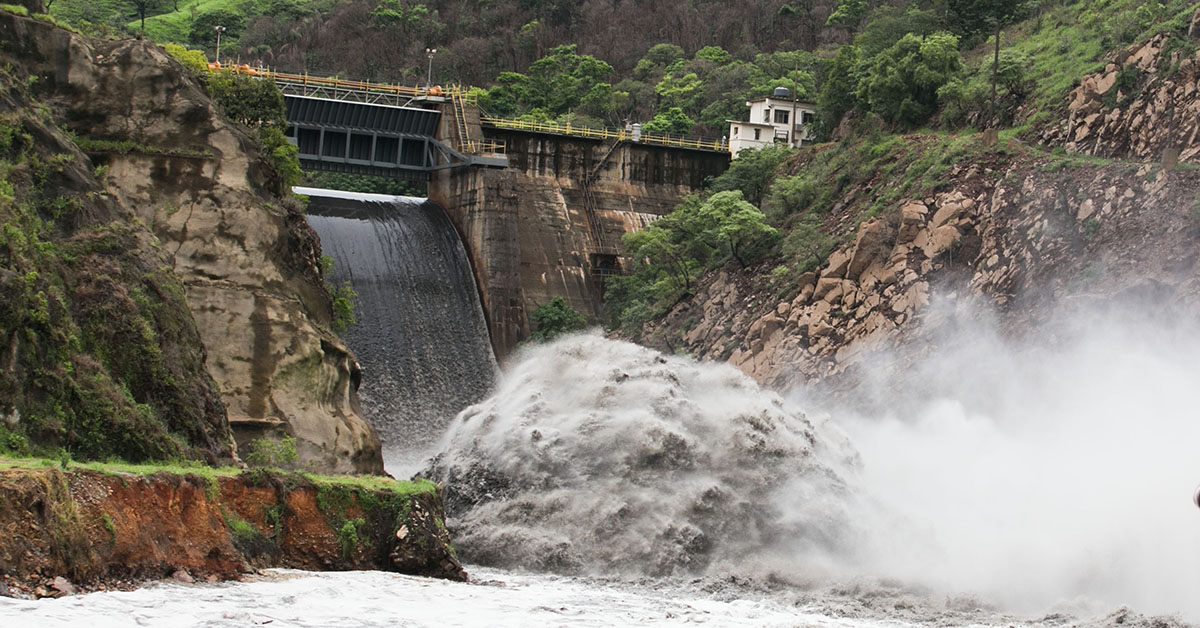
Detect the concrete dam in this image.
<box><xmin>281</xmin><ymin>76</ymin><xmax>730</xmax><ymax>359</ymax></box>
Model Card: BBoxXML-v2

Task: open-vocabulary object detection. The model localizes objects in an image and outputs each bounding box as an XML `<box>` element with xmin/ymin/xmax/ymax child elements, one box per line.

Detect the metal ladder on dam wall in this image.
<box><xmin>580</xmin><ymin>138</ymin><xmax>627</xmax><ymax>284</ymax></box>
<box><xmin>581</xmin><ymin>138</ymin><xmax>626</xmax><ymax>257</ymax></box>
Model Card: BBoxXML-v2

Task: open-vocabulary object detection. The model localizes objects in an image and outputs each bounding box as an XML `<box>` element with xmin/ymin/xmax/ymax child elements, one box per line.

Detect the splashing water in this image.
<box><xmin>425</xmin><ymin>333</ymin><xmax>862</xmax><ymax>577</ymax></box>
<box><xmin>805</xmin><ymin>299</ymin><xmax>1200</xmax><ymax>619</ymax></box>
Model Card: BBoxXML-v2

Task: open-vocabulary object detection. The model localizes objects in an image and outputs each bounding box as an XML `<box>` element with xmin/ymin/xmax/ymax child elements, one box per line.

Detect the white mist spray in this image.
<box><xmin>816</xmin><ymin>297</ymin><xmax>1200</xmax><ymax>618</ymax></box>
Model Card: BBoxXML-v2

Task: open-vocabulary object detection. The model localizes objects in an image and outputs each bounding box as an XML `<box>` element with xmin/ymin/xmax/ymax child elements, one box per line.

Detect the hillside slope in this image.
<box><xmin>630</xmin><ymin>12</ymin><xmax>1200</xmax><ymax>398</ymax></box>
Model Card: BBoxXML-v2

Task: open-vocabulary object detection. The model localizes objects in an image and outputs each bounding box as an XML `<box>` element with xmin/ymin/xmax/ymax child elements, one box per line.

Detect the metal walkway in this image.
<box><xmin>283</xmin><ymin>95</ymin><xmax>505</xmax><ymax>179</ymax></box>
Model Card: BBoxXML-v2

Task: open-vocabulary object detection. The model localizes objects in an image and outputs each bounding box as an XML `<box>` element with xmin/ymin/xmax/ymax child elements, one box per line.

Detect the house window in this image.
<box><xmin>774</xmin><ymin>110</ymin><xmax>790</xmax><ymax>124</ymax></box>
<box><xmin>801</xmin><ymin>111</ymin><xmax>815</xmax><ymax>125</ymax></box>
<box><xmin>753</xmin><ymin>128</ymin><xmax>761</xmax><ymax>140</ymax></box>
<box><xmin>763</xmin><ymin>109</ymin><xmax>771</xmax><ymax>122</ymax></box>
<box><xmin>732</xmin><ymin>126</ymin><xmax>738</xmax><ymax>137</ymax></box>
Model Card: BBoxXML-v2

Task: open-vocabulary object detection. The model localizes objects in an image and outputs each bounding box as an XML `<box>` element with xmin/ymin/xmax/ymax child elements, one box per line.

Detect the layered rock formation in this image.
<box><xmin>0</xmin><ymin>21</ymin><xmax>232</xmax><ymax>462</ymax></box>
<box><xmin>646</xmin><ymin>149</ymin><xmax>1200</xmax><ymax>393</ymax></box>
<box><xmin>0</xmin><ymin>11</ymin><xmax>382</xmax><ymax>473</ymax></box>
<box><xmin>0</xmin><ymin>464</ymin><xmax>465</xmax><ymax>597</ymax></box>
<box><xmin>1047</xmin><ymin>11</ymin><xmax>1200</xmax><ymax>162</ymax></box>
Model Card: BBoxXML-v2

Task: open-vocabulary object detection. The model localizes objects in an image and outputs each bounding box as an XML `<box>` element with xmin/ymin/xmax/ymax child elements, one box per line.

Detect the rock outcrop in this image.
<box><xmin>0</xmin><ymin>11</ymin><xmax>382</xmax><ymax>473</ymax></box>
<box><xmin>645</xmin><ymin>146</ymin><xmax>1200</xmax><ymax>394</ymax></box>
<box><xmin>0</xmin><ymin>464</ymin><xmax>465</xmax><ymax>597</ymax></box>
<box><xmin>1047</xmin><ymin>13</ymin><xmax>1200</xmax><ymax>163</ymax></box>
<box><xmin>0</xmin><ymin>20</ymin><xmax>233</xmax><ymax>463</ymax></box>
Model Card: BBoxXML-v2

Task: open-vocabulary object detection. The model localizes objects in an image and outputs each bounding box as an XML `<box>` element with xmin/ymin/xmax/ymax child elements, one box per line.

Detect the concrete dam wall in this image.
<box><xmin>430</xmin><ymin>128</ymin><xmax>729</xmax><ymax>359</ymax></box>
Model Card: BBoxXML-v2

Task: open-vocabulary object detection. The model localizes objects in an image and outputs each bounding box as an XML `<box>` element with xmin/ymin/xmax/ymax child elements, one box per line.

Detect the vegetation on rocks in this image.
<box><xmin>0</xmin><ymin>71</ymin><xmax>231</xmax><ymax>463</ymax></box>
<box><xmin>527</xmin><ymin>296</ymin><xmax>587</xmax><ymax>342</ymax></box>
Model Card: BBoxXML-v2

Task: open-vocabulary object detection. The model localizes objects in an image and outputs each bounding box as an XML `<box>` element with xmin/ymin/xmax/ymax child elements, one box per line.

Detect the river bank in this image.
<box><xmin>0</xmin><ymin>459</ymin><xmax>465</xmax><ymax>598</ymax></box>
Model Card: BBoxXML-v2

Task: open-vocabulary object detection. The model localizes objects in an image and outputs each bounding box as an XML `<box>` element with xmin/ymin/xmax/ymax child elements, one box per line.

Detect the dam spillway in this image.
<box><xmin>300</xmin><ymin>187</ymin><xmax>497</xmax><ymax>470</ymax></box>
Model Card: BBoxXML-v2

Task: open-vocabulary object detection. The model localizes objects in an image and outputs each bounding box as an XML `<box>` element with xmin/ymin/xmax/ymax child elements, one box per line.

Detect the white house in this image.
<box><xmin>727</xmin><ymin>87</ymin><xmax>817</xmax><ymax>157</ymax></box>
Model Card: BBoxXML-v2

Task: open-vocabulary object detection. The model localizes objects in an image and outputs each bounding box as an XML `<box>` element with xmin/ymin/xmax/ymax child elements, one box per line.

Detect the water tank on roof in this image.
<box><xmin>773</xmin><ymin>86</ymin><xmax>790</xmax><ymax>99</ymax></box>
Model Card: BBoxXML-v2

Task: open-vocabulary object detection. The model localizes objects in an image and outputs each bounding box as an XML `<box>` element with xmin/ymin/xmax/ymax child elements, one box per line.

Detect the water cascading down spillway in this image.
<box><xmin>300</xmin><ymin>188</ymin><xmax>498</xmax><ymax>473</ymax></box>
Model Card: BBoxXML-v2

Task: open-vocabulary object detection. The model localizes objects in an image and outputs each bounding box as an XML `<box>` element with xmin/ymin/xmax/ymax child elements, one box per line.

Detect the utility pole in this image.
<box><xmin>990</xmin><ymin>16</ymin><xmax>1000</xmax><ymax>129</ymax></box>
<box><xmin>790</xmin><ymin>59</ymin><xmax>799</xmax><ymax>148</ymax></box>
<box><xmin>214</xmin><ymin>25</ymin><xmax>227</xmax><ymax>66</ymax></box>
<box><xmin>425</xmin><ymin>47</ymin><xmax>437</xmax><ymax>90</ymax></box>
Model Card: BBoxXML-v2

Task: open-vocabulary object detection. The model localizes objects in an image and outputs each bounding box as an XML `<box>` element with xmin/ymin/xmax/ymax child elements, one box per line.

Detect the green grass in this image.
<box><xmin>135</xmin><ymin>0</ymin><xmax>233</xmax><ymax>44</ymax></box>
<box><xmin>958</xmin><ymin>0</ymin><xmax>1200</xmax><ymax>127</ymax></box>
<box><xmin>0</xmin><ymin>456</ymin><xmax>440</xmax><ymax>498</ymax></box>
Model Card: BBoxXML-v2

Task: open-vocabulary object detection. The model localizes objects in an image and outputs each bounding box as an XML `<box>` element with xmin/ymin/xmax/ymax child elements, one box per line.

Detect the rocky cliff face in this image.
<box><xmin>0</xmin><ymin>12</ymin><xmax>383</xmax><ymax>473</ymax></box>
<box><xmin>643</xmin><ymin>147</ymin><xmax>1200</xmax><ymax>395</ymax></box>
<box><xmin>1046</xmin><ymin>12</ymin><xmax>1200</xmax><ymax>162</ymax></box>
<box><xmin>0</xmin><ymin>21</ymin><xmax>233</xmax><ymax>462</ymax></box>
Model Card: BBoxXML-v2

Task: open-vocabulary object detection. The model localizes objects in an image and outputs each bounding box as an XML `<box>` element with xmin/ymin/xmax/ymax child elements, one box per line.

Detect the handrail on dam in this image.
<box><xmin>480</xmin><ymin>117</ymin><xmax>728</xmax><ymax>153</ymax></box>
<box><xmin>214</xmin><ymin>64</ymin><xmax>725</xmax><ymax>154</ymax></box>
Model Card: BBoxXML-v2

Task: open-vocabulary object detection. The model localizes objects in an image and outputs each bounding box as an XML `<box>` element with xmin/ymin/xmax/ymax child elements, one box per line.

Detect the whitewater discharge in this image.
<box><xmin>809</xmin><ymin>299</ymin><xmax>1200</xmax><ymax>619</ymax></box>
<box><xmin>421</xmin><ymin>302</ymin><xmax>1200</xmax><ymax>624</ymax></box>
<box><xmin>425</xmin><ymin>333</ymin><xmax>863</xmax><ymax>576</ymax></box>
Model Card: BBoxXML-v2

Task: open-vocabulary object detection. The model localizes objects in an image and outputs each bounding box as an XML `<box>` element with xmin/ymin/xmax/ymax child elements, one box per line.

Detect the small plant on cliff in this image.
<box><xmin>337</xmin><ymin>517</ymin><xmax>366</xmax><ymax>560</ymax></box>
<box><xmin>318</xmin><ymin>255</ymin><xmax>357</xmax><ymax>336</ymax></box>
<box><xmin>330</xmin><ymin>283</ymin><xmax>357</xmax><ymax>336</ymax></box>
<box><xmin>162</xmin><ymin>43</ymin><xmax>210</xmax><ymax>76</ymax></box>
<box><xmin>528</xmin><ymin>297</ymin><xmax>588</xmax><ymax>342</ymax></box>
<box><xmin>244</xmin><ymin>435</ymin><xmax>298</xmax><ymax>468</ymax></box>
<box><xmin>206</xmin><ymin>71</ymin><xmax>301</xmax><ymax>189</ymax></box>
<box><xmin>101</xmin><ymin>513</ymin><xmax>115</xmax><ymax>540</ymax></box>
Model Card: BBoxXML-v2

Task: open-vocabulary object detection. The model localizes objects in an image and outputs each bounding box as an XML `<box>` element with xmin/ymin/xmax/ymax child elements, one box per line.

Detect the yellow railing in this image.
<box><xmin>480</xmin><ymin>116</ymin><xmax>727</xmax><ymax>152</ymax></box>
<box><xmin>212</xmin><ymin>64</ymin><xmax>719</xmax><ymax>152</ymax></box>
<box><xmin>459</xmin><ymin>139</ymin><xmax>507</xmax><ymax>154</ymax></box>
<box><xmin>213</xmin><ymin>63</ymin><xmax>477</xmax><ymax>101</ymax></box>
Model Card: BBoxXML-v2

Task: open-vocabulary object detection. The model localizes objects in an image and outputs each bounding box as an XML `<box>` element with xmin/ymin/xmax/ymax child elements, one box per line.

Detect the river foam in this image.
<box><xmin>425</xmin><ymin>333</ymin><xmax>863</xmax><ymax>577</ymax></box>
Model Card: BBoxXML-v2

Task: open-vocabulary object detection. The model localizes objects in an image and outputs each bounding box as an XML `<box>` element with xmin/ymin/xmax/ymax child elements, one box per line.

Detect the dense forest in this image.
<box><xmin>49</xmin><ymin>0</ymin><xmax>1197</xmax><ymax>137</ymax></box>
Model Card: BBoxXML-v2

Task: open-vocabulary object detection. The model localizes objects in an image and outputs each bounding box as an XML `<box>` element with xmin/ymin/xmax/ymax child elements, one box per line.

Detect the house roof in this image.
<box><xmin>726</xmin><ymin>120</ymin><xmax>775</xmax><ymax>127</ymax></box>
<box><xmin>746</xmin><ymin>96</ymin><xmax>818</xmax><ymax>108</ymax></box>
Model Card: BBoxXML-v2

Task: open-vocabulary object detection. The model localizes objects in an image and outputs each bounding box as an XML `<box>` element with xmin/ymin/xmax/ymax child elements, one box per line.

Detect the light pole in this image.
<box><xmin>425</xmin><ymin>47</ymin><xmax>437</xmax><ymax>90</ymax></box>
<box><xmin>214</xmin><ymin>25</ymin><xmax>227</xmax><ymax>66</ymax></box>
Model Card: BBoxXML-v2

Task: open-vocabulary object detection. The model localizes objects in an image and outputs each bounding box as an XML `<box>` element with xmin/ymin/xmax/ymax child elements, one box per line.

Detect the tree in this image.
<box><xmin>528</xmin><ymin>297</ymin><xmax>588</xmax><ymax>341</ymax></box>
<box><xmin>700</xmin><ymin>191</ymin><xmax>779</xmax><ymax>266</ymax></box>
<box><xmin>188</xmin><ymin>9</ymin><xmax>245</xmax><ymax>49</ymax></box>
<box><xmin>854</xmin><ymin>5</ymin><xmax>943</xmax><ymax>56</ymax></box>
<box><xmin>817</xmin><ymin>44</ymin><xmax>861</xmax><ymax>134</ymax></box>
<box><xmin>826</xmin><ymin>0</ymin><xmax>869</xmax><ymax>30</ymax></box>
<box><xmin>858</xmin><ymin>32</ymin><xmax>962</xmax><ymax>127</ymax></box>
<box><xmin>709</xmin><ymin>144</ymin><xmax>794</xmax><ymax>208</ymax></box>
<box><xmin>642</xmin><ymin>107</ymin><xmax>694</xmax><ymax>135</ymax></box>
<box><xmin>623</xmin><ymin>223</ymin><xmax>698</xmax><ymax>295</ymax></box>
<box><xmin>130</xmin><ymin>0</ymin><xmax>163</xmax><ymax>33</ymax></box>
<box><xmin>947</xmin><ymin>0</ymin><xmax>1035</xmax><ymax>126</ymax></box>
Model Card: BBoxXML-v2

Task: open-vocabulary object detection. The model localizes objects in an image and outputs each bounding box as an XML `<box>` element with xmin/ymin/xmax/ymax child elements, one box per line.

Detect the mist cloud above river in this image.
<box><xmin>426</xmin><ymin>295</ymin><xmax>1200</xmax><ymax>620</ymax></box>
<box><xmin>806</xmin><ymin>294</ymin><xmax>1200</xmax><ymax>618</ymax></box>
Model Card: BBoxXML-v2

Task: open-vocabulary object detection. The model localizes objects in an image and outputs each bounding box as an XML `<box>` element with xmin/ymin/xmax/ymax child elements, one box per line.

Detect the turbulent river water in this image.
<box><xmin>3</xmin><ymin>193</ymin><xmax>1197</xmax><ymax>627</ymax></box>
